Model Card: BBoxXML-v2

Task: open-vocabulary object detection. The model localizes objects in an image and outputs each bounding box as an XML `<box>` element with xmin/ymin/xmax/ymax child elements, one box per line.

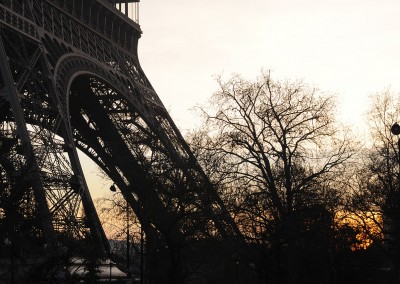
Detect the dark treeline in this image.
<box><xmin>94</xmin><ymin>71</ymin><xmax>400</xmax><ymax>284</ymax></box>
<box><xmin>182</xmin><ymin>71</ymin><xmax>400</xmax><ymax>284</ymax></box>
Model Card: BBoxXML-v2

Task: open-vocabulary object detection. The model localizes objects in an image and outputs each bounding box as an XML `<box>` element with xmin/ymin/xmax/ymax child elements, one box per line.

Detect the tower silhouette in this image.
<box><xmin>0</xmin><ymin>1</ymin><xmax>245</xmax><ymax>282</ymax></box>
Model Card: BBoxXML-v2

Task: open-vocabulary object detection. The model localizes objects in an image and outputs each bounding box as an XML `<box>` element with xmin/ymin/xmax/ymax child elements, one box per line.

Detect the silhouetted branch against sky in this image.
<box><xmin>139</xmin><ymin>0</ymin><xmax>400</xmax><ymax>134</ymax></box>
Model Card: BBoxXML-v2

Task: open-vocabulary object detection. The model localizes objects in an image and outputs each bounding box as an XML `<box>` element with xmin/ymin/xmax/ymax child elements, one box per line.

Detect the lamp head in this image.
<box><xmin>392</xmin><ymin>123</ymin><xmax>400</xmax><ymax>135</ymax></box>
<box><xmin>390</xmin><ymin>122</ymin><xmax>400</xmax><ymax>135</ymax></box>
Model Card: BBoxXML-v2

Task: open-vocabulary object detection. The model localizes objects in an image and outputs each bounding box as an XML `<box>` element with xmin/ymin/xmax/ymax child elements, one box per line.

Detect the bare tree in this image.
<box><xmin>189</xmin><ymin>71</ymin><xmax>355</xmax><ymax>283</ymax></box>
<box><xmin>95</xmin><ymin>193</ymin><xmax>143</xmax><ymax>273</ymax></box>
<box><xmin>348</xmin><ymin>89</ymin><xmax>400</xmax><ymax>280</ymax></box>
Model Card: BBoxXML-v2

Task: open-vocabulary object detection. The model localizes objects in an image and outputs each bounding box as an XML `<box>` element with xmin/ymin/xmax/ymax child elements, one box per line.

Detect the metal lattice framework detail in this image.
<box><xmin>0</xmin><ymin>0</ymin><xmax>245</xmax><ymax>282</ymax></box>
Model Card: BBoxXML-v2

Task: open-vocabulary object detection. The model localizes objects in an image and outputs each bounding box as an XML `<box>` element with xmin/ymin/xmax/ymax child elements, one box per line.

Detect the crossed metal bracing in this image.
<box><xmin>0</xmin><ymin>0</ymin><xmax>242</xmax><ymax>265</ymax></box>
<box><xmin>0</xmin><ymin>28</ymin><xmax>100</xmax><ymax>256</ymax></box>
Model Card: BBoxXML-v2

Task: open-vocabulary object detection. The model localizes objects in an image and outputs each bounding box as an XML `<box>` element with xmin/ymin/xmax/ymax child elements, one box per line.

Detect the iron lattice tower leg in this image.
<box><xmin>0</xmin><ymin>35</ymin><xmax>56</xmax><ymax>249</ymax></box>
<box><xmin>0</xmin><ymin>7</ymin><xmax>110</xmax><ymax>262</ymax></box>
<box><xmin>0</xmin><ymin>1</ymin><xmax>247</xmax><ymax>282</ymax></box>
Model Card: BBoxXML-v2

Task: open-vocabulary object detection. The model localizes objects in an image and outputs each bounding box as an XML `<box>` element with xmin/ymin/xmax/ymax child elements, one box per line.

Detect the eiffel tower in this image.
<box><xmin>0</xmin><ymin>1</ymin><xmax>253</xmax><ymax>283</ymax></box>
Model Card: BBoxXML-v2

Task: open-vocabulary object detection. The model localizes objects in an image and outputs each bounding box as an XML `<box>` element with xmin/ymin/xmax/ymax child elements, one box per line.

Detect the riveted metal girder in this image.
<box><xmin>0</xmin><ymin>1</ymin><xmax>244</xmax><ymax>281</ymax></box>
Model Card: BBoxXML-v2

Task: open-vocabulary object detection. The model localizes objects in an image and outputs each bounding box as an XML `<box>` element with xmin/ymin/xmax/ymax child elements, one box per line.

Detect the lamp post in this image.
<box><xmin>233</xmin><ymin>254</ymin><xmax>240</xmax><ymax>284</ymax></box>
<box><xmin>109</xmin><ymin>260</ymin><xmax>112</xmax><ymax>283</ymax></box>
<box><xmin>126</xmin><ymin>200</ymin><xmax>130</xmax><ymax>275</ymax></box>
<box><xmin>391</xmin><ymin>123</ymin><xmax>400</xmax><ymax>284</ymax></box>
<box><xmin>4</xmin><ymin>237</ymin><xmax>14</xmax><ymax>283</ymax></box>
<box><xmin>109</xmin><ymin>184</ymin><xmax>130</xmax><ymax>279</ymax></box>
<box><xmin>140</xmin><ymin>225</ymin><xmax>144</xmax><ymax>284</ymax></box>
<box><xmin>392</xmin><ymin>123</ymin><xmax>400</xmax><ymax>161</ymax></box>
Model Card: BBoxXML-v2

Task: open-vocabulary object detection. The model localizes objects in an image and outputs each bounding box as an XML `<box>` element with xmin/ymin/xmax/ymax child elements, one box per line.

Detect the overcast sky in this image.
<box><xmin>138</xmin><ymin>0</ymin><xmax>400</xmax><ymax>134</ymax></box>
<box><xmin>85</xmin><ymin>0</ymin><xmax>400</xmax><ymax>198</ymax></box>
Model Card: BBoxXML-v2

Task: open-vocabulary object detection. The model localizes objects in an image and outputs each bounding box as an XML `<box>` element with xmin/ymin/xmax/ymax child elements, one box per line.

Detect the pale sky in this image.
<box><xmin>138</xmin><ymin>0</ymin><xmax>400</xmax><ymax>133</ymax></box>
<box><xmin>84</xmin><ymin>0</ymin><xmax>400</xmax><ymax>199</ymax></box>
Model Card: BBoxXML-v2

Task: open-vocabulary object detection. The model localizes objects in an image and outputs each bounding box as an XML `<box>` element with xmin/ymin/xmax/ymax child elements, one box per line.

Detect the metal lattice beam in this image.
<box><xmin>0</xmin><ymin>0</ymin><xmax>245</xmax><ymax>282</ymax></box>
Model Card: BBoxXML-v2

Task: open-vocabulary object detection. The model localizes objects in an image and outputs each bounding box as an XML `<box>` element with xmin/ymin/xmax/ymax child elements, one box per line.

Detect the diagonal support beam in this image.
<box><xmin>16</xmin><ymin>46</ymin><xmax>42</xmax><ymax>91</ymax></box>
<box><xmin>0</xmin><ymin>35</ymin><xmax>57</xmax><ymax>247</ymax></box>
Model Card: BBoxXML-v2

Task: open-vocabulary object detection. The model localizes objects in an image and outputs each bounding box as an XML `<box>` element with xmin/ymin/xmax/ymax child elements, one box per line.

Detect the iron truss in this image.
<box><xmin>0</xmin><ymin>0</ymin><xmax>245</xmax><ymax>282</ymax></box>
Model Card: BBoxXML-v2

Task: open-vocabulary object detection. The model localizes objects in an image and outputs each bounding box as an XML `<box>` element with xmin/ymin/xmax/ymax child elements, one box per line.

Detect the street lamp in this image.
<box><xmin>110</xmin><ymin>184</ymin><xmax>117</xmax><ymax>192</ymax></box>
<box><xmin>109</xmin><ymin>260</ymin><xmax>112</xmax><ymax>283</ymax></box>
<box><xmin>109</xmin><ymin>184</ymin><xmax>130</xmax><ymax>280</ymax></box>
<box><xmin>391</xmin><ymin>124</ymin><xmax>400</xmax><ymax>284</ymax></box>
<box><xmin>233</xmin><ymin>254</ymin><xmax>240</xmax><ymax>284</ymax></box>
<box><xmin>140</xmin><ymin>224</ymin><xmax>144</xmax><ymax>284</ymax></box>
<box><xmin>4</xmin><ymin>237</ymin><xmax>14</xmax><ymax>283</ymax></box>
<box><xmin>391</xmin><ymin>123</ymin><xmax>400</xmax><ymax>135</ymax></box>
<box><xmin>391</xmin><ymin>123</ymin><xmax>400</xmax><ymax>161</ymax></box>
